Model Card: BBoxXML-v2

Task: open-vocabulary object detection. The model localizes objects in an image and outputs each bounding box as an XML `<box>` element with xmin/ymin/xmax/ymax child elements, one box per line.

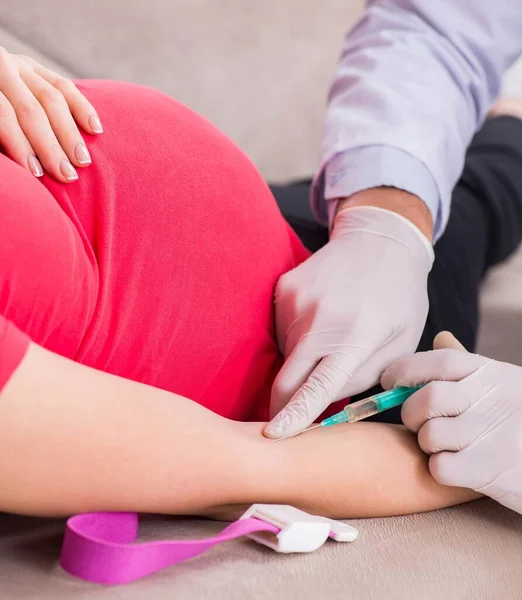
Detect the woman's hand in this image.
<box><xmin>0</xmin><ymin>48</ymin><xmax>103</xmax><ymax>182</ymax></box>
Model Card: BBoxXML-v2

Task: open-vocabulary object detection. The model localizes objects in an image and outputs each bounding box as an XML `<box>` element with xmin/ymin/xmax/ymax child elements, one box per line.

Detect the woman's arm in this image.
<box><xmin>0</xmin><ymin>343</ymin><xmax>477</xmax><ymax>518</ymax></box>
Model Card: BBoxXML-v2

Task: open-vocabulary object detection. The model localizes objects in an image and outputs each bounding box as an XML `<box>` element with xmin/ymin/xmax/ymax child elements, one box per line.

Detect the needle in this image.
<box><xmin>272</xmin><ymin>424</ymin><xmax>321</xmax><ymax>442</ymax></box>
<box><xmin>271</xmin><ymin>386</ymin><xmax>425</xmax><ymax>443</ymax></box>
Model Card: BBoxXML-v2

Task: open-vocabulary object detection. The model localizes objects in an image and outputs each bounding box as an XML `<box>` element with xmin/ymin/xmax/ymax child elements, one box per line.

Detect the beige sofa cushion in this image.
<box><xmin>2</xmin><ymin>499</ymin><xmax>522</xmax><ymax>599</ymax></box>
<box><xmin>0</xmin><ymin>6</ymin><xmax>522</xmax><ymax>599</ymax></box>
<box><xmin>478</xmin><ymin>246</ymin><xmax>522</xmax><ymax>365</ymax></box>
<box><xmin>0</xmin><ymin>0</ymin><xmax>364</xmax><ymax>182</ymax></box>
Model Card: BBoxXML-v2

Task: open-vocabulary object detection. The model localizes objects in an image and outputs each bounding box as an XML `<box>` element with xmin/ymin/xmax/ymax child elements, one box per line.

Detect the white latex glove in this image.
<box><xmin>263</xmin><ymin>206</ymin><xmax>434</xmax><ymax>439</ymax></box>
<box><xmin>381</xmin><ymin>332</ymin><xmax>522</xmax><ymax>515</ymax></box>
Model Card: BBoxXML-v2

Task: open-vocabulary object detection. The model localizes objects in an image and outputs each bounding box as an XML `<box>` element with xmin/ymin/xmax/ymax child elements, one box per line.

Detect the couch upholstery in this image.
<box><xmin>1</xmin><ymin>2</ymin><xmax>522</xmax><ymax>598</ymax></box>
<box><xmin>3</xmin><ymin>500</ymin><xmax>522</xmax><ymax>600</ymax></box>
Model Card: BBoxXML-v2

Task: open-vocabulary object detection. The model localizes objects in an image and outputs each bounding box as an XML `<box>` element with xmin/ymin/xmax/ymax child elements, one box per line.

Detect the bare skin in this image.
<box><xmin>0</xmin><ymin>343</ymin><xmax>477</xmax><ymax>519</ymax></box>
<box><xmin>337</xmin><ymin>186</ymin><xmax>434</xmax><ymax>242</ymax></box>
<box><xmin>6</xmin><ymin>97</ymin><xmax>520</xmax><ymax>522</ymax></box>
<box><xmin>488</xmin><ymin>97</ymin><xmax>522</xmax><ymax>121</ymax></box>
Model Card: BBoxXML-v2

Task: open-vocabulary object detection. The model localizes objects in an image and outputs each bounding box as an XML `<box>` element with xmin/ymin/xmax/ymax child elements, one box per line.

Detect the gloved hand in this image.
<box><xmin>381</xmin><ymin>332</ymin><xmax>522</xmax><ymax>515</ymax></box>
<box><xmin>263</xmin><ymin>205</ymin><xmax>434</xmax><ymax>439</ymax></box>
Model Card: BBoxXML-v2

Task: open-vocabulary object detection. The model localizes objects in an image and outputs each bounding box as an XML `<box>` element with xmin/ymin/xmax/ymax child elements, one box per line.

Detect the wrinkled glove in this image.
<box><xmin>264</xmin><ymin>206</ymin><xmax>434</xmax><ymax>439</ymax></box>
<box><xmin>381</xmin><ymin>332</ymin><xmax>522</xmax><ymax>515</ymax></box>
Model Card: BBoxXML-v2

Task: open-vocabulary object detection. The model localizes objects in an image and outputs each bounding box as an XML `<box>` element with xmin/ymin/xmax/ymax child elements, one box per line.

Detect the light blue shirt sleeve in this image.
<box><xmin>312</xmin><ymin>0</ymin><xmax>522</xmax><ymax>239</ymax></box>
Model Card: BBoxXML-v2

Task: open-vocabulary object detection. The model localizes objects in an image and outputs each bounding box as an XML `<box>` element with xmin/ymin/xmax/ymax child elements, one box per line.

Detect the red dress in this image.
<box><xmin>0</xmin><ymin>80</ymin><xmax>310</xmax><ymax>421</ymax></box>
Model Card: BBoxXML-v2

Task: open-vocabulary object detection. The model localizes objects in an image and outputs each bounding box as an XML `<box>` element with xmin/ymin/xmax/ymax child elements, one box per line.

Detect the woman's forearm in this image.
<box><xmin>0</xmin><ymin>343</ymin><xmax>477</xmax><ymax>518</ymax></box>
<box><xmin>267</xmin><ymin>422</ymin><xmax>479</xmax><ymax>519</ymax></box>
<box><xmin>198</xmin><ymin>421</ymin><xmax>479</xmax><ymax>521</ymax></box>
<box><xmin>0</xmin><ymin>343</ymin><xmax>270</xmax><ymax>516</ymax></box>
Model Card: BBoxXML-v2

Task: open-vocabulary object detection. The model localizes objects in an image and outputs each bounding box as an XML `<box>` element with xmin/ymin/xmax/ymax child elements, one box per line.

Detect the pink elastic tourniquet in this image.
<box><xmin>60</xmin><ymin>512</ymin><xmax>279</xmax><ymax>585</ymax></box>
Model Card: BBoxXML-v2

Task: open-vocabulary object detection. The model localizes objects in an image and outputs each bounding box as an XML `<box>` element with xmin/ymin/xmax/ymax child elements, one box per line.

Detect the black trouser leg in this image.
<box><xmin>270</xmin><ymin>116</ymin><xmax>522</xmax><ymax>424</ymax></box>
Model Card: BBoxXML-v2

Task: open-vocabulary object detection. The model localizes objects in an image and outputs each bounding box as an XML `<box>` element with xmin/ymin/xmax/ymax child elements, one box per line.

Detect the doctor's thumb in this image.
<box><xmin>433</xmin><ymin>331</ymin><xmax>467</xmax><ymax>352</ymax></box>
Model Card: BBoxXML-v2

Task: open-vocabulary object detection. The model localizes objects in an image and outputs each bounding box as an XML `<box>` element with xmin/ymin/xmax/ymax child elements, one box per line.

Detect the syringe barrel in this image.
<box><xmin>321</xmin><ymin>386</ymin><xmax>425</xmax><ymax>427</ymax></box>
<box><xmin>344</xmin><ymin>386</ymin><xmax>424</xmax><ymax>423</ymax></box>
<box><xmin>343</xmin><ymin>398</ymin><xmax>379</xmax><ymax>423</ymax></box>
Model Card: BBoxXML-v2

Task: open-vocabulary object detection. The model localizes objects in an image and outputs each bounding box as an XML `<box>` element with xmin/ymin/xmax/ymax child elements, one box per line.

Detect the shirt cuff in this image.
<box><xmin>313</xmin><ymin>145</ymin><xmax>443</xmax><ymax>238</ymax></box>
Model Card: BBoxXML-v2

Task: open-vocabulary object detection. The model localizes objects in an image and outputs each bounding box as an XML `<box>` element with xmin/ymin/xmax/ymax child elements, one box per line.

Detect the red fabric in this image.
<box><xmin>0</xmin><ymin>80</ymin><xmax>310</xmax><ymax>421</ymax></box>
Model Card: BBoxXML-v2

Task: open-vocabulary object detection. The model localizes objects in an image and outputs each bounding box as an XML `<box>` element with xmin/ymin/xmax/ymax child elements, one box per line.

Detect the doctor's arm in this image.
<box><xmin>315</xmin><ymin>0</ymin><xmax>522</xmax><ymax>236</ymax></box>
<box><xmin>266</xmin><ymin>0</ymin><xmax>522</xmax><ymax>437</ymax></box>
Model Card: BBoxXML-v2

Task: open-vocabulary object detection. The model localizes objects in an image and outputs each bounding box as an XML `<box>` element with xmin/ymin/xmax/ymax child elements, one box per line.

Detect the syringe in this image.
<box><xmin>274</xmin><ymin>385</ymin><xmax>424</xmax><ymax>441</ymax></box>
<box><xmin>321</xmin><ymin>385</ymin><xmax>424</xmax><ymax>427</ymax></box>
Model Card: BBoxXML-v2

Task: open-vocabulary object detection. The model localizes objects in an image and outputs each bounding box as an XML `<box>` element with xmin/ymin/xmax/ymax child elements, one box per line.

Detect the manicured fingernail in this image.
<box><xmin>60</xmin><ymin>159</ymin><xmax>78</xmax><ymax>181</ymax></box>
<box><xmin>27</xmin><ymin>155</ymin><xmax>43</xmax><ymax>177</ymax></box>
<box><xmin>75</xmin><ymin>143</ymin><xmax>91</xmax><ymax>165</ymax></box>
<box><xmin>89</xmin><ymin>115</ymin><xmax>103</xmax><ymax>134</ymax></box>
